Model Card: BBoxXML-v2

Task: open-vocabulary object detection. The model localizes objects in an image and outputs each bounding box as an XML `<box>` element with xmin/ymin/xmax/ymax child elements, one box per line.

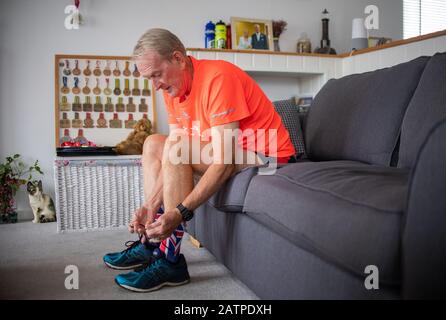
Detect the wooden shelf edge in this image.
<box><xmin>188</xmin><ymin>29</ymin><xmax>446</xmax><ymax>59</ymax></box>
<box><xmin>187</xmin><ymin>47</ymin><xmax>342</xmax><ymax>58</ymax></box>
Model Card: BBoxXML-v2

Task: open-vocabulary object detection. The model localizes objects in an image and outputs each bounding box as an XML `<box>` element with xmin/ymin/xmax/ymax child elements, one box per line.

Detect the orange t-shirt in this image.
<box><xmin>163</xmin><ymin>57</ymin><xmax>295</xmax><ymax>158</ymax></box>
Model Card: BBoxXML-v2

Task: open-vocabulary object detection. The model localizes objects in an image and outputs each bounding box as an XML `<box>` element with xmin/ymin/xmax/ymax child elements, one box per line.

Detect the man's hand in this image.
<box><xmin>128</xmin><ymin>203</ymin><xmax>160</xmax><ymax>237</ymax></box>
<box><xmin>145</xmin><ymin>208</ymin><xmax>183</xmax><ymax>241</ymax></box>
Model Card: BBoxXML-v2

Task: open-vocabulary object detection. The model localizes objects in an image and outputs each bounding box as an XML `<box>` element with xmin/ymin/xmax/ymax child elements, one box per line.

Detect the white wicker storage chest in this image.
<box><xmin>54</xmin><ymin>155</ymin><xmax>144</xmax><ymax>233</ymax></box>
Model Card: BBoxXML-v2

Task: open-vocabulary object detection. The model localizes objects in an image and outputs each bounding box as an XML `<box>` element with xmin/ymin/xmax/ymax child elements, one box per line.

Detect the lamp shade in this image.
<box><xmin>352</xmin><ymin>18</ymin><xmax>367</xmax><ymax>39</ymax></box>
<box><xmin>352</xmin><ymin>18</ymin><xmax>368</xmax><ymax>50</ymax></box>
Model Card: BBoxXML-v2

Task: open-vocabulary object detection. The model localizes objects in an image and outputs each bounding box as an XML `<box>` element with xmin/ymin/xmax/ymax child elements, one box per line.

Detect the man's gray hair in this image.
<box><xmin>133</xmin><ymin>28</ymin><xmax>186</xmax><ymax>60</ymax></box>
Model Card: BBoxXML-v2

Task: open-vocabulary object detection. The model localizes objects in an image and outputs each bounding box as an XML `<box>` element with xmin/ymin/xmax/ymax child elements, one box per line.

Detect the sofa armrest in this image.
<box><xmin>402</xmin><ymin>118</ymin><xmax>446</xmax><ymax>299</ymax></box>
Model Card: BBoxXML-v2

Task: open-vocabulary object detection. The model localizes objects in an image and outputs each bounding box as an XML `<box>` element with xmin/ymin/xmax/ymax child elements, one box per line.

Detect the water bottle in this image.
<box><xmin>205</xmin><ymin>21</ymin><xmax>215</xmax><ymax>48</ymax></box>
<box><xmin>215</xmin><ymin>20</ymin><xmax>227</xmax><ymax>49</ymax></box>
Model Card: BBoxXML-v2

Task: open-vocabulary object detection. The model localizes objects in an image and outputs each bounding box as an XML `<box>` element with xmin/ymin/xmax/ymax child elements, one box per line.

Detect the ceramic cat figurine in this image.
<box><xmin>27</xmin><ymin>181</ymin><xmax>57</xmax><ymax>223</ymax></box>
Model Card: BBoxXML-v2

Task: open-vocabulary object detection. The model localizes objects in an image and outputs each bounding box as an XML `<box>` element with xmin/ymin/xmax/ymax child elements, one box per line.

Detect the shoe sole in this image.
<box><xmin>104</xmin><ymin>261</ymin><xmax>144</xmax><ymax>270</ymax></box>
<box><xmin>115</xmin><ymin>278</ymin><xmax>190</xmax><ymax>293</ymax></box>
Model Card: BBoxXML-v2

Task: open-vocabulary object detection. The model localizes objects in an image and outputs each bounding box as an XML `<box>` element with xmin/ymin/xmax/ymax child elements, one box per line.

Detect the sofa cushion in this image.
<box><xmin>206</xmin><ymin>166</ymin><xmax>259</xmax><ymax>212</ymax></box>
<box><xmin>398</xmin><ymin>52</ymin><xmax>446</xmax><ymax>169</ymax></box>
<box><xmin>243</xmin><ymin>161</ymin><xmax>410</xmax><ymax>285</ymax></box>
<box><xmin>272</xmin><ymin>98</ymin><xmax>307</xmax><ymax>159</ymax></box>
<box><xmin>305</xmin><ymin>56</ymin><xmax>429</xmax><ymax>166</ymax></box>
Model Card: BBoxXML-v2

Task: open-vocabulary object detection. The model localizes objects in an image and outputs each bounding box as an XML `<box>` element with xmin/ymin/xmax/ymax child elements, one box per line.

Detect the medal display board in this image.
<box><xmin>54</xmin><ymin>54</ymin><xmax>156</xmax><ymax>148</ymax></box>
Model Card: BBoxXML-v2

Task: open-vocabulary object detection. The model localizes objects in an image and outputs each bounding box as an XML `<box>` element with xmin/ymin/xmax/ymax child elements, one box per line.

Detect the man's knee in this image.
<box><xmin>143</xmin><ymin>134</ymin><xmax>167</xmax><ymax>159</ymax></box>
<box><xmin>162</xmin><ymin>135</ymin><xmax>205</xmax><ymax>165</ymax></box>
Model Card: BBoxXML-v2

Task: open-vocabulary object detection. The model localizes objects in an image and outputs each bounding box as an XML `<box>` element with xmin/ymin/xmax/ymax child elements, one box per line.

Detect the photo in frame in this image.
<box><xmin>368</xmin><ymin>36</ymin><xmax>392</xmax><ymax>48</ymax></box>
<box><xmin>230</xmin><ymin>17</ymin><xmax>274</xmax><ymax>51</ymax></box>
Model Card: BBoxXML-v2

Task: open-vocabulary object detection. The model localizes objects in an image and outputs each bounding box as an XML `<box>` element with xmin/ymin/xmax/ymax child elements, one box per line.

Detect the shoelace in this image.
<box><xmin>142</xmin><ymin>258</ymin><xmax>169</xmax><ymax>280</ymax></box>
<box><xmin>121</xmin><ymin>235</ymin><xmax>144</xmax><ymax>255</ymax></box>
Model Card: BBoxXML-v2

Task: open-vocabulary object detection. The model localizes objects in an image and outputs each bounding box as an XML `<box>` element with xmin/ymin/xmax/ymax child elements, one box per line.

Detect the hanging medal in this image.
<box><xmin>116</xmin><ymin>97</ymin><xmax>125</xmax><ymax>112</ymax></box>
<box><xmin>94</xmin><ymin>96</ymin><xmax>103</xmax><ymax>112</ymax></box>
<box><xmin>72</xmin><ymin>112</ymin><xmax>83</xmax><ymax>128</ymax></box>
<box><xmin>93</xmin><ymin>78</ymin><xmax>101</xmax><ymax>95</ymax></box>
<box><xmin>97</xmin><ymin>113</ymin><xmax>108</xmax><ymax>128</ymax></box>
<box><xmin>83</xmin><ymin>96</ymin><xmax>92</xmax><ymax>112</ymax></box>
<box><xmin>63</xmin><ymin>60</ymin><xmax>71</xmax><ymax>76</ymax></box>
<box><xmin>125</xmin><ymin>113</ymin><xmax>137</xmax><ymax>129</ymax></box>
<box><xmin>114</xmin><ymin>79</ymin><xmax>121</xmax><ymax>95</ymax></box>
<box><xmin>142</xmin><ymin>79</ymin><xmax>151</xmax><ymax>96</ymax></box>
<box><xmin>60</xmin><ymin>112</ymin><xmax>71</xmax><ymax>128</ymax></box>
<box><xmin>105</xmin><ymin>97</ymin><xmax>114</xmax><ymax>112</ymax></box>
<box><xmin>113</xmin><ymin>61</ymin><xmax>121</xmax><ymax>77</ymax></box>
<box><xmin>72</xmin><ymin>77</ymin><xmax>81</xmax><ymax>94</ymax></box>
<box><xmin>123</xmin><ymin>61</ymin><xmax>131</xmax><ymax>77</ymax></box>
<box><xmin>72</xmin><ymin>60</ymin><xmax>81</xmax><ymax>76</ymax></box>
<box><xmin>84</xmin><ymin>112</ymin><xmax>94</xmax><ymax>128</ymax></box>
<box><xmin>103</xmin><ymin>60</ymin><xmax>111</xmax><ymax>76</ymax></box>
<box><xmin>60</xmin><ymin>129</ymin><xmax>72</xmax><ymax>146</ymax></box>
<box><xmin>74</xmin><ymin>129</ymin><xmax>89</xmax><ymax>145</ymax></box>
<box><xmin>104</xmin><ymin>78</ymin><xmax>112</xmax><ymax>95</ymax></box>
<box><xmin>94</xmin><ymin>60</ymin><xmax>102</xmax><ymax>76</ymax></box>
<box><xmin>126</xmin><ymin>97</ymin><xmax>136</xmax><ymax>112</ymax></box>
<box><xmin>123</xmin><ymin>79</ymin><xmax>131</xmax><ymax>96</ymax></box>
<box><xmin>61</xmin><ymin>76</ymin><xmax>70</xmax><ymax>94</ymax></box>
<box><xmin>132</xmin><ymin>79</ymin><xmax>141</xmax><ymax>96</ymax></box>
<box><xmin>139</xmin><ymin>98</ymin><xmax>148</xmax><ymax>112</ymax></box>
<box><xmin>132</xmin><ymin>64</ymin><xmax>140</xmax><ymax>77</ymax></box>
<box><xmin>83</xmin><ymin>60</ymin><xmax>92</xmax><ymax>76</ymax></box>
<box><xmin>72</xmin><ymin>96</ymin><xmax>82</xmax><ymax>111</ymax></box>
<box><xmin>59</xmin><ymin>96</ymin><xmax>70</xmax><ymax>111</ymax></box>
<box><xmin>110</xmin><ymin>113</ymin><xmax>122</xmax><ymax>128</ymax></box>
<box><xmin>82</xmin><ymin>78</ymin><xmax>91</xmax><ymax>95</ymax></box>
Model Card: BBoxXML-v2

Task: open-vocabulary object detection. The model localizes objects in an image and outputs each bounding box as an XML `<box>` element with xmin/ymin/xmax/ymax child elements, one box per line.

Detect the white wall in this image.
<box><xmin>0</xmin><ymin>0</ymin><xmax>402</xmax><ymax>218</ymax></box>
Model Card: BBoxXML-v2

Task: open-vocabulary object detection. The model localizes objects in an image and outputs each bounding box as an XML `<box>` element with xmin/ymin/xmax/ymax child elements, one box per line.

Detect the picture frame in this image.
<box><xmin>368</xmin><ymin>36</ymin><xmax>392</xmax><ymax>48</ymax></box>
<box><xmin>230</xmin><ymin>17</ymin><xmax>274</xmax><ymax>51</ymax></box>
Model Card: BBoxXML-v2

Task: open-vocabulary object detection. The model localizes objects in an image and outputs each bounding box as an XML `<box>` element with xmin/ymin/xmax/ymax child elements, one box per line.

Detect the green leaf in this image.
<box><xmin>13</xmin><ymin>154</ymin><xmax>20</xmax><ymax>159</ymax></box>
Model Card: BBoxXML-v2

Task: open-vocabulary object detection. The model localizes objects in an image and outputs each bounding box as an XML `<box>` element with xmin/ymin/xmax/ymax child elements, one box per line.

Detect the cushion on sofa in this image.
<box><xmin>305</xmin><ymin>56</ymin><xmax>429</xmax><ymax>166</ymax></box>
<box><xmin>398</xmin><ymin>52</ymin><xmax>446</xmax><ymax>169</ymax></box>
<box><xmin>243</xmin><ymin>161</ymin><xmax>410</xmax><ymax>285</ymax></box>
<box><xmin>272</xmin><ymin>98</ymin><xmax>307</xmax><ymax>159</ymax></box>
<box><xmin>206</xmin><ymin>166</ymin><xmax>259</xmax><ymax>212</ymax></box>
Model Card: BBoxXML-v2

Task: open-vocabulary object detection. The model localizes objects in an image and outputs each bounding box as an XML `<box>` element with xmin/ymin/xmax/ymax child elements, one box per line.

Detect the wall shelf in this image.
<box><xmin>186</xmin><ymin>30</ymin><xmax>446</xmax><ymax>99</ymax></box>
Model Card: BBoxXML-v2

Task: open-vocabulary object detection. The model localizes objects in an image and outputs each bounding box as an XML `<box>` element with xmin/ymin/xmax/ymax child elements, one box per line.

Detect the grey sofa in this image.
<box><xmin>188</xmin><ymin>52</ymin><xmax>446</xmax><ymax>299</ymax></box>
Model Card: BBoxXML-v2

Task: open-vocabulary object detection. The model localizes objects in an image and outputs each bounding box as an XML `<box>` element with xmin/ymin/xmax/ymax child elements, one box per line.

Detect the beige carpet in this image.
<box><xmin>0</xmin><ymin>220</ymin><xmax>258</xmax><ymax>300</ymax></box>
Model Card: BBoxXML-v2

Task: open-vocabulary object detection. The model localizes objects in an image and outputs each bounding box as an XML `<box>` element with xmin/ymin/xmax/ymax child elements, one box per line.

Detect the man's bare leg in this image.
<box><xmin>141</xmin><ymin>134</ymin><xmax>167</xmax><ymax>205</ymax></box>
<box><xmin>130</xmin><ymin>134</ymin><xmax>167</xmax><ymax>235</ymax></box>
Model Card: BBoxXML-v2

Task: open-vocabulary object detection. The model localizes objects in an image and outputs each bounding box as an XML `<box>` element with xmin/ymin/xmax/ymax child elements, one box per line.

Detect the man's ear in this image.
<box><xmin>171</xmin><ymin>51</ymin><xmax>186</xmax><ymax>68</ymax></box>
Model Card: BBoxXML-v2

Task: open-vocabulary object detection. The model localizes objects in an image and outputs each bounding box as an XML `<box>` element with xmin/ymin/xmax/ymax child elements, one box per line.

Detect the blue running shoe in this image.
<box><xmin>115</xmin><ymin>253</ymin><xmax>190</xmax><ymax>292</ymax></box>
<box><xmin>103</xmin><ymin>237</ymin><xmax>156</xmax><ymax>270</ymax></box>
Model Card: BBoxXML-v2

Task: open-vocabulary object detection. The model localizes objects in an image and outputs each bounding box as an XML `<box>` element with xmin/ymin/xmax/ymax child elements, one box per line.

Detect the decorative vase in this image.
<box><xmin>273</xmin><ymin>37</ymin><xmax>280</xmax><ymax>52</ymax></box>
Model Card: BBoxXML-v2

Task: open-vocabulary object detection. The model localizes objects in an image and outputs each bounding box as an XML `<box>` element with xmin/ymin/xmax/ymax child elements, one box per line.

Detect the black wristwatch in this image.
<box><xmin>176</xmin><ymin>203</ymin><xmax>194</xmax><ymax>221</ymax></box>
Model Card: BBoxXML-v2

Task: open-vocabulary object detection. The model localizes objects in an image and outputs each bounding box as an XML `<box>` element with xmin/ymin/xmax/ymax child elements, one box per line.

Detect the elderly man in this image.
<box><xmin>103</xmin><ymin>28</ymin><xmax>295</xmax><ymax>292</ymax></box>
<box><xmin>251</xmin><ymin>24</ymin><xmax>269</xmax><ymax>50</ymax></box>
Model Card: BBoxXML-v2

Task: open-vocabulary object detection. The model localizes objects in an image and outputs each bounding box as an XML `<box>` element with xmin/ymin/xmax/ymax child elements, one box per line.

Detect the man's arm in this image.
<box><xmin>181</xmin><ymin>121</ymin><xmax>240</xmax><ymax>211</ymax></box>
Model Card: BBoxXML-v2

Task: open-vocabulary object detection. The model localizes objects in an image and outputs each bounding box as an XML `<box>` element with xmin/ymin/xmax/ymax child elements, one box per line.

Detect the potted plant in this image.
<box><xmin>0</xmin><ymin>154</ymin><xmax>43</xmax><ymax>224</ymax></box>
<box><xmin>272</xmin><ymin>20</ymin><xmax>288</xmax><ymax>52</ymax></box>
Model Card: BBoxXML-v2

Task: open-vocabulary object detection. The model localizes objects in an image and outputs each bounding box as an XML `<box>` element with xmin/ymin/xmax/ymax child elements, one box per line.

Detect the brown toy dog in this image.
<box><xmin>115</xmin><ymin>118</ymin><xmax>152</xmax><ymax>155</ymax></box>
